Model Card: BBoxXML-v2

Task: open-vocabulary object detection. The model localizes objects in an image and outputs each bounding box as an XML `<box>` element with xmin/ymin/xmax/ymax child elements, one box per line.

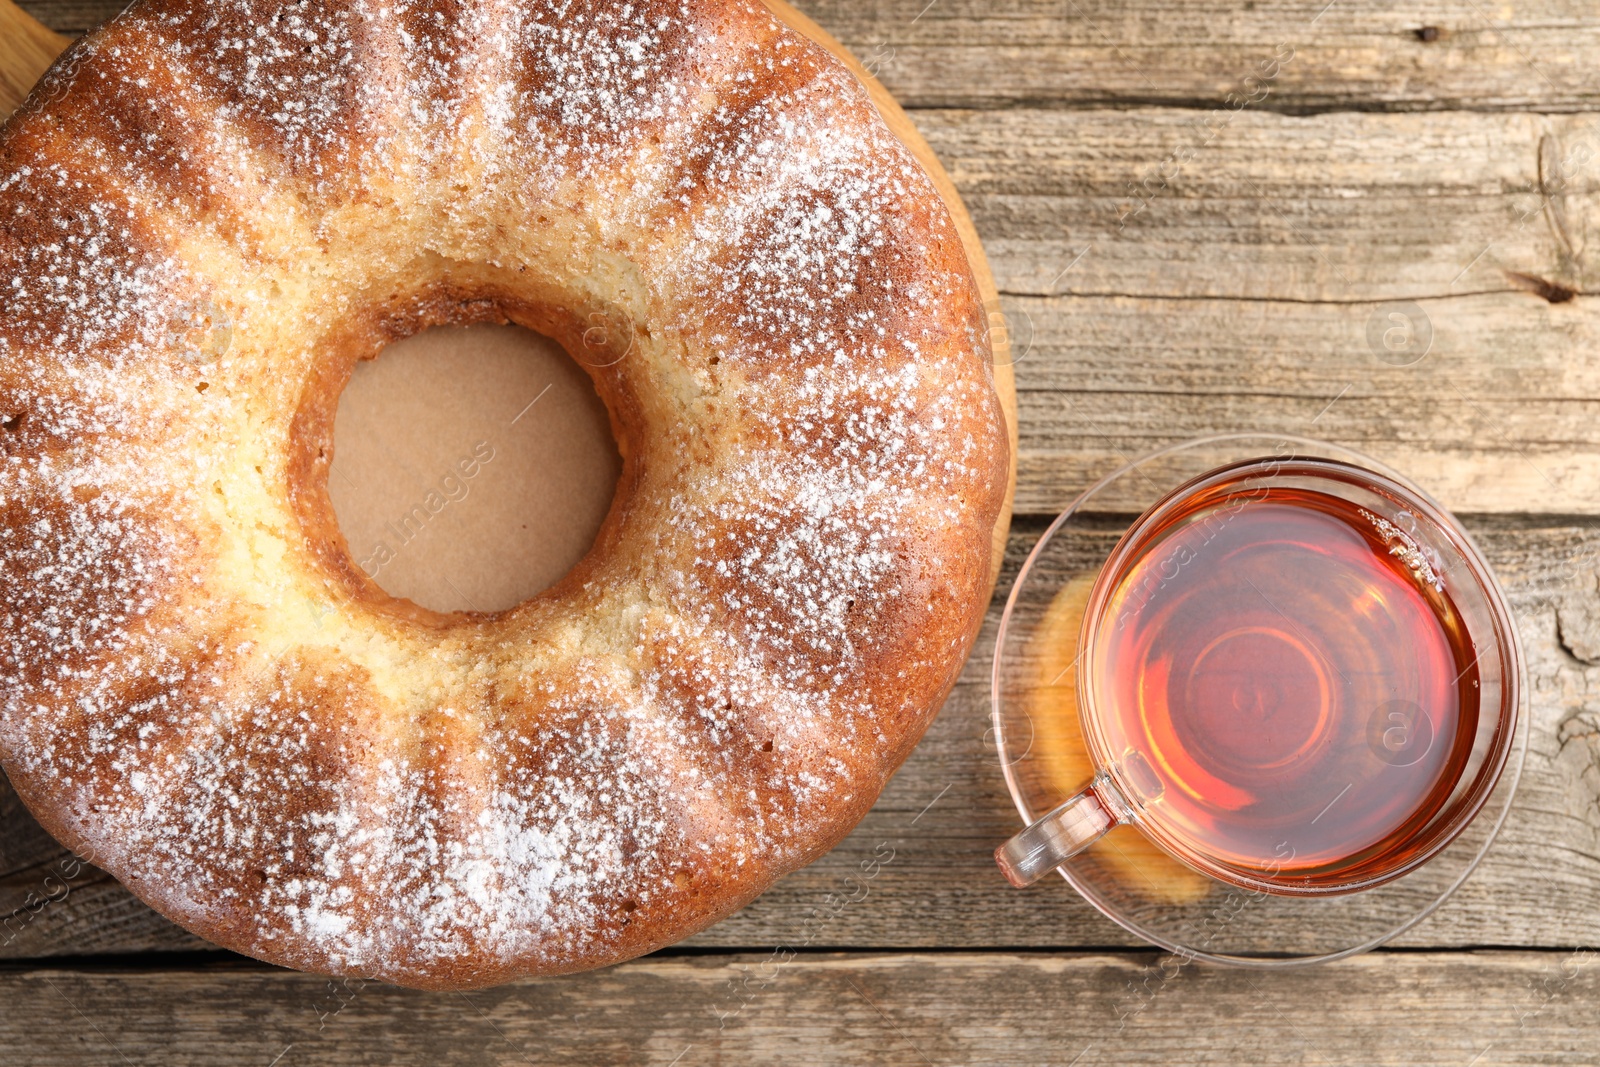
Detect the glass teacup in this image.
<box><xmin>991</xmin><ymin>435</ymin><xmax>1526</xmax><ymax>961</ymax></box>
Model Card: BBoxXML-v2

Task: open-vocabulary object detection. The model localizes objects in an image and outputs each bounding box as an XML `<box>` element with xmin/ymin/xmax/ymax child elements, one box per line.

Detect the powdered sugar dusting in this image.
<box><xmin>0</xmin><ymin>0</ymin><xmax>1006</xmax><ymax>988</ymax></box>
<box><xmin>0</xmin><ymin>161</ymin><xmax>191</xmax><ymax>365</ymax></box>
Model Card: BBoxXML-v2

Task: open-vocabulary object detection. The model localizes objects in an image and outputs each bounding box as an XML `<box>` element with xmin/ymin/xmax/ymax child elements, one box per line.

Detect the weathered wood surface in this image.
<box><xmin>935</xmin><ymin>106</ymin><xmax>1600</xmax><ymax>515</ymax></box>
<box><xmin>8</xmin><ymin>516</ymin><xmax>1600</xmax><ymax>957</ymax></box>
<box><xmin>1</xmin><ymin>951</ymin><xmax>1599</xmax><ymax>1065</ymax></box>
<box><xmin>799</xmin><ymin>0</ymin><xmax>1600</xmax><ymax>114</ymax></box>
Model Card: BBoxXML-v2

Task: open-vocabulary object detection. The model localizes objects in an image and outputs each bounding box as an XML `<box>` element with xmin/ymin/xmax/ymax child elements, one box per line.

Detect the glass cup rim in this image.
<box><xmin>992</xmin><ymin>434</ymin><xmax>1528</xmax><ymax>936</ymax></box>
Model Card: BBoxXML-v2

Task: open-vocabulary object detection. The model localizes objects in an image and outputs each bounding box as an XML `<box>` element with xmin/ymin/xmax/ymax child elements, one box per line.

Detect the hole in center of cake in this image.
<box><xmin>327</xmin><ymin>323</ymin><xmax>621</xmax><ymax>614</ymax></box>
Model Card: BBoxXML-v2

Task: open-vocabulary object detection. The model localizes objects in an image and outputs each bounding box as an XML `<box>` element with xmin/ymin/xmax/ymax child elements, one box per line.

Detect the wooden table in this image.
<box><xmin>6</xmin><ymin>1</ymin><xmax>1600</xmax><ymax>1062</ymax></box>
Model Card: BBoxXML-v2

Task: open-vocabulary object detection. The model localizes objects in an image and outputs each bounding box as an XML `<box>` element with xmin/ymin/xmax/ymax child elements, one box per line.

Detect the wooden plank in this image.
<box><xmin>1012</xmin><ymin>372</ymin><xmax>1600</xmax><ymax>517</ymax></box>
<box><xmin>931</xmin><ymin>108</ymin><xmax>1594</xmax><ymax>302</ymax></box>
<box><xmin>14</xmin><ymin>0</ymin><xmax>118</xmax><ymax>36</ymax></box>
<box><xmin>22</xmin><ymin>0</ymin><xmax>1600</xmax><ymax>114</ymax></box>
<box><xmin>914</xmin><ymin>105</ymin><xmax>1600</xmax><ymax>515</ymax></box>
<box><xmin>785</xmin><ymin>0</ymin><xmax>1600</xmax><ymax>114</ymax></box>
<box><xmin>0</xmin><ymin>951</ymin><xmax>1596</xmax><ymax>1065</ymax></box>
<box><xmin>7</xmin><ymin>515</ymin><xmax>1600</xmax><ymax>958</ymax></box>
<box><xmin>815</xmin><ymin>0</ymin><xmax>1600</xmax><ymax>114</ymax></box>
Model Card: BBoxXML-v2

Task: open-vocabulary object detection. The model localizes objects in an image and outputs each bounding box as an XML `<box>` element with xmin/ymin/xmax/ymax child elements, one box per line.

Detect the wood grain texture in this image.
<box><xmin>8</xmin><ymin>515</ymin><xmax>1600</xmax><ymax>958</ymax></box>
<box><xmin>921</xmin><ymin>105</ymin><xmax>1600</xmax><ymax>516</ymax></box>
<box><xmin>21</xmin><ymin>0</ymin><xmax>1600</xmax><ymax>114</ymax></box>
<box><xmin>0</xmin><ymin>0</ymin><xmax>67</xmax><ymax>116</ymax></box>
<box><xmin>785</xmin><ymin>0</ymin><xmax>1600</xmax><ymax>114</ymax></box>
<box><xmin>0</xmin><ymin>951</ymin><xmax>1598</xmax><ymax>1065</ymax></box>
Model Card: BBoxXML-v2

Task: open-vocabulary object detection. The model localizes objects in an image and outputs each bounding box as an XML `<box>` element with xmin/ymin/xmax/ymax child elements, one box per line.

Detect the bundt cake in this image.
<box><xmin>0</xmin><ymin>0</ymin><xmax>1010</xmax><ymax>988</ymax></box>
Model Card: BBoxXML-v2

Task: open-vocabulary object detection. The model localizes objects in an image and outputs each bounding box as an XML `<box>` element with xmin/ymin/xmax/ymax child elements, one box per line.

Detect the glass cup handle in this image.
<box><xmin>994</xmin><ymin>774</ymin><xmax>1130</xmax><ymax>888</ymax></box>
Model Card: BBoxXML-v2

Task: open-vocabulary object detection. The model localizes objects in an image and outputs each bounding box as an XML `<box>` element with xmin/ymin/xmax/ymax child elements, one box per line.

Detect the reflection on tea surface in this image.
<box><xmin>1090</xmin><ymin>485</ymin><xmax>1477</xmax><ymax>882</ymax></box>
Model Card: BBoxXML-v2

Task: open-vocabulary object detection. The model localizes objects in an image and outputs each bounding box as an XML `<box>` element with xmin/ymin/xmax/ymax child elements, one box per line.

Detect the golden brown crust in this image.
<box><xmin>0</xmin><ymin>0</ymin><xmax>1009</xmax><ymax>989</ymax></box>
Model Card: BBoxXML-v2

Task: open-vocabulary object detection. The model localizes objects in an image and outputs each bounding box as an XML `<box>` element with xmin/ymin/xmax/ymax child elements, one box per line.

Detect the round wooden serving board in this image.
<box><xmin>0</xmin><ymin>0</ymin><xmax>67</xmax><ymax>117</ymax></box>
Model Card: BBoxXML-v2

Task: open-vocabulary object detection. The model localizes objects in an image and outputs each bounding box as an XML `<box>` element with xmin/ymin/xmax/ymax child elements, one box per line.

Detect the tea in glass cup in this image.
<box><xmin>995</xmin><ymin>453</ymin><xmax>1520</xmax><ymax>897</ymax></box>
